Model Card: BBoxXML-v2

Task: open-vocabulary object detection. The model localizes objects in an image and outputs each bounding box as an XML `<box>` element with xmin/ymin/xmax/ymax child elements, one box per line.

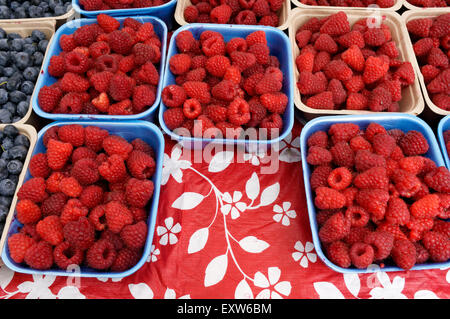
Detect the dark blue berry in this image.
<box><xmin>0</xmin><ymin>196</ymin><xmax>12</xmax><ymax>208</ymax></box>
<box><xmin>32</xmin><ymin>51</ymin><xmax>44</xmax><ymax>66</ymax></box>
<box><xmin>3</xmin><ymin>102</ymin><xmax>16</xmax><ymax>115</ymax></box>
<box><xmin>4</xmin><ymin>125</ymin><xmax>19</xmax><ymax>137</ymax></box>
<box><xmin>7</xmin><ymin>160</ymin><xmax>23</xmax><ymax>175</ymax></box>
<box><xmin>0</xmin><ymin>179</ymin><xmax>16</xmax><ymax>196</ymax></box>
<box><xmin>38</xmin><ymin>40</ymin><xmax>49</xmax><ymax>53</ymax></box>
<box><xmin>9</xmin><ymin>145</ymin><xmax>28</xmax><ymax>160</ymax></box>
<box><xmin>0</xmin><ymin>51</ymin><xmax>10</xmax><ymax>66</ymax></box>
<box><xmin>0</xmin><ymin>89</ymin><xmax>8</xmax><ymax>104</ymax></box>
<box><xmin>0</xmin><ymin>109</ymin><xmax>11</xmax><ymax>123</ymax></box>
<box><xmin>10</xmin><ymin>38</ymin><xmax>23</xmax><ymax>52</ymax></box>
<box><xmin>23</xmin><ymin>67</ymin><xmax>39</xmax><ymax>81</ymax></box>
<box><xmin>15</xmin><ymin>52</ymin><xmax>31</xmax><ymax>70</ymax></box>
<box><xmin>9</xmin><ymin>91</ymin><xmax>26</xmax><ymax>103</ymax></box>
<box><xmin>0</xmin><ymin>168</ymin><xmax>7</xmax><ymax>180</ymax></box>
<box><xmin>20</xmin><ymin>81</ymin><xmax>34</xmax><ymax>95</ymax></box>
<box><xmin>16</xmin><ymin>101</ymin><xmax>28</xmax><ymax>118</ymax></box>
<box><xmin>14</xmin><ymin>134</ymin><xmax>30</xmax><ymax>148</ymax></box>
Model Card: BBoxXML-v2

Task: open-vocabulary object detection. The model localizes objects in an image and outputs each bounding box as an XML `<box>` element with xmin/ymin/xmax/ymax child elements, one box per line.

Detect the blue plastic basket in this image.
<box><xmin>31</xmin><ymin>16</ymin><xmax>167</xmax><ymax>122</ymax></box>
<box><xmin>437</xmin><ymin>115</ymin><xmax>450</xmax><ymax>169</ymax></box>
<box><xmin>300</xmin><ymin>113</ymin><xmax>450</xmax><ymax>273</ymax></box>
<box><xmin>72</xmin><ymin>0</ymin><xmax>177</xmax><ymax>29</ymax></box>
<box><xmin>1</xmin><ymin>120</ymin><xmax>164</xmax><ymax>278</ymax></box>
<box><xmin>159</xmin><ymin>23</ymin><xmax>294</xmax><ymax>149</ymax></box>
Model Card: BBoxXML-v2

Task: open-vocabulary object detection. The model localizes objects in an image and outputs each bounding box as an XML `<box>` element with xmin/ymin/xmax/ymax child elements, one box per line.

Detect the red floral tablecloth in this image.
<box><xmin>0</xmin><ymin>119</ymin><xmax>448</xmax><ymax>299</ymax></box>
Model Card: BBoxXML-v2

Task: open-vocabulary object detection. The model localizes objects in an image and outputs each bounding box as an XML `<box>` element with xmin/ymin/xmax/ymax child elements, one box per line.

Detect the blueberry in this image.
<box><xmin>24</xmin><ymin>37</ymin><xmax>33</xmax><ymax>45</ymax></box>
<box><xmin>16</xmin><ymin>101</ymin><xmax>28</xmax><ymax>117</ymax></box>
<box><xmin>0</xmin><ymin>89</ymin><xmax>8</xmax><ymax>104</ymax></box>
<box><xmin>31</xmin><ymin>30</ymin><xmax>46</xmax><ymax>43</ymax></box>
<box><xmin>20</xmin><ymin>81</ymin><xmax>34</xmax><ymax>95</ymax></box>
<box><xmin>14</xmin><ymin>134</ymin><xmax>30</xmax><ymax>148</ymax></box>
<box><xmin>10</xmin><ymin>1</ymin><xmax>20</xmax><ymax>11</ymax></box>
<box><xmin>0</xmin><ymin>28</ymin><xmax>6</xmax><ymax>39</ymax></box>
<box><xmin>15</xmin><ymin>52</ymin><xmax>31</xmax><ymax>70</ymax></box>
<box><xmin>10</xmin><ymin>38</ymin><xmax>24</xmax><ymax>52</ymax></box>
<box><xmin>22</xmin><ymin>1</ymin><xmax>31</xmax><ymax>10</ymax></box>
<box><xmin>4</xmin><ymin>125</ymin><xmax>19</xmax><ymax>138</ymax></box>
<box><xmin>8</xmin><ymin>174</ymin><xmax>19</xmax><ymax>184</ymax></box>
<box><xmin>0</xmin><ymin>159</ymin><xmax>6</xmax><ymax>169</ymax></box>
<box><xmin>3</xmin><ymin>67</ymin><xmax>15</xmax><ymax>77</ymax></box>
<box><xmin>6</xmin><ymin>73</ymin><xmax>22</xmax><ymax>91</ymax></box>
<box><xmin>0</xmin><ymin>179</ymin><xmax>16</xmax><ymax>196</ymax></box>
<box><xmin>9</xmin><ymin>91</ymin><xmax>26</xmax><ymax>103</ymax></box>
<box><xmin>7</xmin><ymin>160</ymin><xmax>23</xmax><ymax>175</ymax></box>
<box><xmin>0</xmin><ymin>109</ymin><xmax>11</xmax><ymax>123</ymax></box>
<box><xmin>0</xmin><ymin>196</ymin><xmax>12</xmax><ymax>208</ymax></box>
<box><xmin>38</xmin><ymin>40</ymin><xmax>49</xmax><ymax>53</ymax></box>
<box><xmin>23</xmin><ymin>67</ymin><xmax>39</xmax><ymax>81</ymax></box>
<box><xmin>9</xmin><ymin>145</ymin><xmax>28</xmax><ymax>160</ymax></box>
<box><xmin>32</xmin><ymin>51</ymin><xmax>44</xmax><ymax>66</ymax></box>
<box><xmin>1</xmin><ymin>137</ymin><xmax>13</xmax><ymax>150</ymax></box>
<box><xmin>54</xmin><ymin>5</ymin><xmax>65</xmax><ymax>16</ymax></box>
<box><xmin>3</xmin><ymin>102</ymin><xmax>16</xmax><ymax>115</ymax></box>
<box><xmin>30</xmin><ymin>5</ymin><xmax>44</xmax><ymax>18</ymax></box>
<box><xmin>0</xmin><ymin>205</ymin><xmax>8</xmax><ymax>223</ymax></box>
<box><xmin>0</xmin><ymin>150</ymin><xmax>9</xmax><ymax>160</ymax></box>
<box><xmin>0</xmin><ymin>51</ymin><xmax>10</xmax><ymax>66</ymax></box>
<box><xmin>0</xmin><ymin>168</ymin><xmax>7</xmax><ymax>180</ymax></box>
<box><xmin>0</xmin><ymin>6</ymin><xmax>11</xmax><ymax>19</ymax></box>
<box><xmin>7</xmin><ymin>33</ymin><xmax>21</xmax><ymax>41</ymax></box>
<box><xmin>14</xmin><ymin>7</ymin><xmax>27</xmax><ymax>19</ymax></box>
<box><xmin>12</xmin><ymin>116</ymin><xmax>21</xmax><ymax>123</ymax></box>
<box><xmin>23</xmin><ymin>44</ymin><xmax>37</xmax><ymax>55</ymax></box>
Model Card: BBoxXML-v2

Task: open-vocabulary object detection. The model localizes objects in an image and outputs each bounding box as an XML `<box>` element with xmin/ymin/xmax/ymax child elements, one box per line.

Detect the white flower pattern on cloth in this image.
<box><xmin>157</xmin><ymin>217</ymin><xmax>182</xmax><ymax>245</ymax></box>
<box><xmin>164</xmin><ymin>288</ymin><xmax>191</xmax><ymax>299</ymax></box>
<box><xmin>243</xmin><ymin>150</ymin><xmax>267</xmax><ymax>166</ymax></box>
<box><xmin>369</xmin><ymin>271</ymin><xmax>407</xmax><ymax>299</ymax></box>
<box><xmin>277</xmin><ymin>132</ymin><xmax>301</xmax><ymax>163</ymax></box>
<box><xmin>147</xmin><ymin>244</ymin><xmax>160</xmax><ymax>263</ymax></box>
<box><xmin>16</xmin><ymin>274</ymin><xmax>56</xmax><ymax>299</ymax></box>
<box><xmin>292</xmin><ymin>241</ymin><xmax>317</xmax><ymax>268</ymax></box>
<box><xmin>273</xmin><ymin>202</ymin><xmax>297</xmax><ymax>226</ymax></box>
<box><xmin>253</xmin><ymin>267</ymin><xmax>292</xmax><ymax>299</ymax></box>
<box><xmin>220</xmin><ymin>191</ymin><xmax>247</xmax><ymax>219</ymax></box>
<box><xmin>161</xmin><ymin>144</ymin><xmax>191</xmax><ymax>185</ymax></box>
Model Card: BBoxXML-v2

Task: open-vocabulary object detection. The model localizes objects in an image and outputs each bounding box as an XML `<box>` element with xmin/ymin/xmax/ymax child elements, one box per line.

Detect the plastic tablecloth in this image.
<box><xmin>0</xmin><ymin>119</ymin><xmax>449</xmax><ymax>299</ymax></box>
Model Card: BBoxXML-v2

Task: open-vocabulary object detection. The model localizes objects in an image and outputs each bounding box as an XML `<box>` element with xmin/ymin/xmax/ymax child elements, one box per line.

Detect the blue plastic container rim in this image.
<box><xmin>437</xmin><ymin>115</ymin><xmax>450</xmax><ymax>170</ymax></box>
<box><xmin>31</xmin><ymin>16</ymin><xmax>168</xmax><ymax>122</ymax></box>
<box><xmin>300</xmin><ymin>113</ymin><xmax>450</xmax><ymax>273</ymax></box>
<box><xmin>159</xmin><ymin>23</ymin><xmax>295</xmax><ymax>147</ymax></box>
<box><xmin>1</xmin><ymin>120</ymin><xmax>165</xmax><ymax>278</ymax></box>
<box><xmin>72</xmin><ymin>0</ymin><xmax>177</xmax><ymax>17</ymax></box>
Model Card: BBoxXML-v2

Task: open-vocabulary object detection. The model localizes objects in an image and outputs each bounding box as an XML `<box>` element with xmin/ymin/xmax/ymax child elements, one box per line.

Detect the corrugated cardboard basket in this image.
<box><xmin>402</xmin><ymin>8</ymin><xmax>450</xmax><ymax>117</ymax></box>
<box><xmin>0</xmin><ymin>20</ymin><xmax>56</xmax><ymax>125</ymax></box>
<box><xmin>291</xmin><ymin>0</ymin><xmax>404</xmax><ymax>11</ymax></box>
<box><xmin>0</xmin><ymin>7</ymin><xmax>76</xmax><ymax>27</ymax></box>
<box><xmin>0</xmin><ymin>124</ymin><xmax>37</xmax><ymax>262</ymax></box>
<box><xmin>174</xmin><ymin>0</ymin><xmax>291</xmax><ymax>30</ymax></box>
<box><xmin>289</xmin><ymin>8</ymin><xmax>425</xmax><ymax>118</ymax></box>
<box><xmin>403</xmin><ymin>1</ymin><xmax>449</xmax><ymax>10</ymax></box>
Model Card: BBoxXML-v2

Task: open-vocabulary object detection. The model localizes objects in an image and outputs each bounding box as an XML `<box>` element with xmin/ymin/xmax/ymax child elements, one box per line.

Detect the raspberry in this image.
<box><xmin>314</xmin><ymin>187</ymin><xmax>346</xmax><ymax>210</ymax></box>
<box><xmin>385</xmin><ymin>197</ymin><xmax>410</xmax><ymax>226</ymax></box>
<box><xmin>126</xmin><ymin>150</ymin><xmax>155</xmax><ymax>179</ymax></box>
<box><xmin>350</xmin><ymin>136</ymin><xmax>372</xmax><ymax>153</ymax></box>
<box><xmin>364</xmin><ymin>230</ymin><xmax>394</xmax><ymax>260</ymax></box>
<box><xmin>59</xmin><ymin>177</ymin><xmax>83</xmax><ymax>198</ymax></box>
<box><xmin>324</xmin><ymin>60</ymin><xmax>353</xmax><ymax>82</ymax></box>
<box><xmin>394</xmin><ymin>62</ymin><xmax>416</xmax><ymax>86</ymax></box>
<box><xmin>295</xmin><ymin>29</ymin><xmax>312</xmax><ymax>49</ymax></box>
<box><xmin>307</xmin><ymin>146</ymin><xmax>332</xmax><ymax>166</ymax></box>
<box><xmin>260</xmin><ymin>92</ymin><xmax>288</xmax><ymax>114</ymax></box>
<box><xmin>310</xmin><ymin>165</ymin><xmax>333</xmax><ymax>190</ymax></box>
<box><xmin>407</xmin><ymin>18</ymin><xmax>433</xmax><ymax>37</ymax></box>
<box><xmin>71</xmin><ymin>147</ymin><xmax>97</xmax><ymax>165</ymax></box>
<box><xmin>86</xmin><ymin>239</ymin><xmax>116</xmax><ymax>270</ymax></box>
<box><xmin>73</xmin><ymin>25</ymin><xmax>97</xmax><ymax>47</ymax></box>
<box><xmin>424</xmin><ymin>167</ymin><xmax>450</xmax><ymax>194</ymax></box>
<box><xmin>422</xmin><ymin>231</ymin><xmax>450</xmax><ymax>262</ymax></box>
<box><xmin>364</xmin><ymin>28</ymin><xmax>387</xmax><ymax>47</ymax></box>
<box><xmin>59</xmin><ymin>33</ymin><xmax>77</xmax><ymax>52</ymax></box>
<box><xmin>89</xmin><ymin>71</ymin><xmax>114</xmax><ymax>93</ymax></box>
<box><xmin>120</xmin><ymin>221</ymin><xmax>148</xmax><ymax>249</ymax></box>
<box><xmin>255</xmin><ymin>72</ymin><xmax>282</xmax><ymax>96</ymax></box>
<box><xmin>161</xmin><ymin>84</ymin><xmax>187</xmax><ymax>108</ymax></box>
<box><xmin>227</xmin><ymin>97</ymin><xmax>251</xmax><ymax>126</ymax></box>
<box><xmin>230</xmin><ymin>51</ymin><xmax>257</xmax><ymax>72</ymax></box>
<box><xmin>363</xmin><ymin>56</ymin><xmax>390</xmax><ymax>84</ymax></box>
<box><xmin>259</xmin><ymin>113</ymin><xmax>283</xmax><ymax>139</ymax></box>
<box><xmin>17</xmin><ymin>177</ymin><xmax>47</xmax><ymax>203</ymax></box>
<box><xmin>60</xmin><ymin>72</ymin><xmax>90</xmax><ymax>93</ymax></box>
<box><xmin>108</xmin><ymin>74</ymin><xmax>134</xmax><ymax>102</ymax></box>
<box><xmin>184</xmin><ymin>5</ymin><xmax>199</xmax><ymax>23</ymax></box>
<box><xmin>354</xmin><ymin>167</ymin><xmax>389</xmax><ymax>190</ymax></box>
<box><xmin>209</xmin><ymin>4</ymin><xmax>232</xmax><ymax>23</ymax></box>
<box><xmin>48</xmin><ymin>55</ymin><xmax>65</xmax><ymax>78</ymax></box>
<box><xmin>98</xmin><ymin>154</ymin><xmax>128</xmax><ymax>184</ymax></box>
<box><xmin>97</xmin><ymin>14</ymin><xmax>120</xmax><ymax>33</ymax></box>
<box><xmin>45</xmin><ymin>172</ymin><xmax>64</xmax><ymax>194</ymax></box>
<box><xmin>36</xmin><ymin>215</ymin><xmax>64</xmax><ymax>246</ymax></box>
<box><xmin>341</xmin><ymin>45</ymin><xmax>365</xmax><ymax>72</ymax></box>
<box><xmin>135</xmin><ymin>22</ymin><xmax>154</xmax><ymax>42</ymax></box>
<box><xmin>53</xmin><ymin>241</ymin><xmax>84</xmax><ymax>270</ymax></box>
<box><xmin>131</xmin><ymin>138</ymin><xmax>154</xmax><ymax>158</ymax></box>
<box><xmin>182</xmin><ymin>81</ymin><xmax>211</xmax><ymax>104</ymax></box>
<box><xmin>79</xmin><ymin>185</ymin><xmax>103</xmax><ymax>209</ymax></box>
<box><xmin>41</xmin><ymin>193</ymin><xmax>67</xmax><ymax>217</ymax></box>
<box><xmin>306</xmin><ymin>91</ymin><xmax>334</xmax><ymax>110</ymax></box>
<box><xmin>320</xmin><ymin>11</ymin><xmax>350</xmax><ymax>37</ymax></box>
<box><xmin>211</xmin><ymin>80</ymin><xmax>238</xmax><ymax>102</ymax></box>
<box><xmin>349</xmin><ymin>242</ymin><xmax>374</xmax><ymax>269</ymax></box>
<box><xmin>356</xmin><ymin>189</ymin><xmax>389</xmax><ymax>221</ymax></box>
<box><xmin>108</xmin><ymin>30</ymin><xmax>134</xmax><ymax>55</ymax></box>
<box><xmin>330</xmin><ymin>142</ymin><xmax>354</xmax><ymax>168</ymax></box>
<box><xmin>38</xmin><ymin>86</ymin><xmax>63</xmax><ymax>113</ymax></box>
<box><xmin>57</xmin><ymin>125</ymin><xmax>85</xmax><ymax>148</ymax></box>
<box><xmin>56</xmin><ymin>92</ymin><xmax>84</xmax><ymax>114</ymax></box>
<box><xmin>60</xmin><ymin>199</ymin><xmax>89</xmax><ymax>225</ymax></box>
<box><xmin>105</xmin><ymin>201</ymin><xmax>134</xmax><ymax>233</ymax></box>
<box><xmin>328</xmin><ymin>123</ymin><xmax>359</xmax><ymax>143</ymax></box>
<box><xmin>391</xmin><ymin>239</ymin><xmax>417</xmax><ymax>270</ymax></box>
<box><xmin>398</xmin><ymin>130</ymin><xmax>429</xmax><ymax>156</ymax></box>
<box><xmin>163</xmin><ymin>108</ymin><xmax>185</xmax><ymax>131</ymax></box>
<box><xmin>327</xmin><ymin>241</ymin><xmax>351</xmax><ymax>268</ymax></box>
<box><xmin>307</xmin><ymin>131</ymin><xmax>328</xmax><ymax>149</ymax></box>
<box><xmin>111</xmin><ymin>247</ymin><xmax>141</xmax><ymax>272</ymax></box>
<box><xmin>246</xmin><ymin>30</ymin><xmax>267</xmax><ymax>47</ymax></box>
<box><xmin>62</xmin><ymin>216</ymin><xmax>95</xmax><ymax>251</ymax></box>
<box><xmin>313</xmin><ymin>33</ymin><xmax>338</xmax><ymax>54</ymax></box>
<box><xmin>296</xmin><ymin>51</ymin><xmax>314</xmax><ymax>73</ymax></box>
<box><xmin>64</xmin><ymin>51</ymin><xmax>90</xmax><ymax>74</ymax></box>
<box><xmin>103</xmin><ymin>135</ymin><xmax>133</xmax><ymax>160</ymax></box>
<box><xmin>410</xmin><ymin>194</ymin><xmax>441</xmax><ymax>219</ymax></box>
<box><xmin>371</xmin><ymin>133</ymin><xmax>396</xmax><ymax>158</ymax></box>
<box><xmin>319</xmin><ymin>211</ymin><xmax>350</xmax><ymax>243</ymax></box>
<box><xmin>24</xmin><ymin>241</ymin><xmax>53</xmax><ymax>270</ymax></box>
<box><xmin>327</xmin><ymin>79</ymin><xmax>347</xmax><ymax>105</ymax></box>
<box><xmin>16</xmin><ymin>199</ymin><xmax>41</xmax><ymax>224</ymax></box>
<box><xmin>326</xmin><ymin>167</ymin><xmax>351</xmax><ymax>191</ymax></box>
<box><xmin>433</xmin><ymin>219</ymin><xmax>450</xmax><ymax>238</ymax></box>
<box><xmin>297</xmin><ymin>71</ymin><xmax>327</xmax><ymax>96</ymax></box>
<box><xmin>414</xmin><ymin>242</ymin><xmax>430</xmax><ymax>264</ymax></box>
<box><xmin>29</xmin><ymin>153</ymin><xmax>50</xmax><ymax>179</ymax></box>
<box><xmin>205</xmin><ymin>104</ymin><xmax>227</xmax><ymax>123</ymax></box>
<box><xmin>84</xmin><ymin>126</ymin><xmax>109</xmax><ymax>153</ymax></box>
<box><xmin>391</xmin><ymin>169</ymin><xmax>422</xmax><ymax>198</ymax></box>
<box><xmin>132</xmin><ymin>85</ymin><xmax>155</xmax><ymax>113</ymax></box>
<box><xmin>125</xmin><ymin>178</ymin><xmax>154</xmax><ymax>208</ymax></box>
<box><xmin>7</xmin><ymin>233</ymin><xmax>35</xmax><ymax>263</ymax></box>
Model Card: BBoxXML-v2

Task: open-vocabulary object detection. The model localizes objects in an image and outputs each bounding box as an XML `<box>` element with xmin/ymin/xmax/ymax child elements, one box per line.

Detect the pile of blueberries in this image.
<box><xmin>0</xmin><ymin>28</ymin><xmax>48</xmax><ymax>123</ymax></box>
<box><xmin>0</xmin><ymin>0</ymin><xmax>72</xmax><ymax>19</ymax></box>
<box><xmin>0</xmin><ymin>125</ymin><xmax>29</xmax><ymax>234</ymax></box>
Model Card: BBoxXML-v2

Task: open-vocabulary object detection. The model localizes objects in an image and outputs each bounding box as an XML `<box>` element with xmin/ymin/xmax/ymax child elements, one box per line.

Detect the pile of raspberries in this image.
<box><xmin>406</xmin><ymin>13</ymin><xmax>450</xmax><ymax>111</ymax></box>
<box><xmin>306</xmin><ymin>122</ymin><xmax>450</xmax><ymax>270</ymax></box>
<box><xmin>37</xmin><ymin>15</ymin><xmax>162</xmax><ymax>116</ymax></box>
<box><xmin>183</xmin><ymin>0</ymin><xmax>284</xmax><ymax>27</ymax></box>
<box><xmin>7</xmin><ymin>124</ymin><xmax>156</xmax><ymax>272</ymax></box>
<box><xmin>79</xmin><ymin>0</ymin><xmax>169</xmax><ymax>10</ymax></box>
<box><xmin>406</xmin><ymin>0</ymin><xmax>449</xmax><ymax>7</ymax></box>
<box><xmin>297</xmin><ymin>0</ymin><xmax>396</xmax><ymax>8</ymax></box>
<box><xmin>162</xmin><ymin>30</ymin><xmax>288</xmax><ymax>139</ymax></box>
<box><xmin>295</xmin><ymin>11</ymin><xmax>415</xmax><ymax>111</ymax></box>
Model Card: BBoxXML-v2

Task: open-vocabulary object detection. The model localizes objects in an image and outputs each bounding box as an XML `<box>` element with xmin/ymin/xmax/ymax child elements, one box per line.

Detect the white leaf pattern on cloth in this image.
<box><xmin>204</xmin><ymin>254</ymin><xmax>228</xmax><ymax>287</ymax></box>
<box><xmin>314</xmin><ymin>282</ymin><xmax>345</xmax><ymax>299</ymax></box>
<box><xmin>188</xmin><ymin>228</ymin><xmax>209</xmax><ymax>254</ymax></box>
<box><xmin>208</xmin><ymin>151</ymin><xmax>234</xmax><ymax>173</ymax></box>
<box><xmin>238</xmin><ymin>236</ymin><xmax>269</xmax><ymax>254</ymax></box>
<box><xmin>235</xmin><ymin>279</ymin><xmax>254</xmax><ymax>299</ymax></box>
<box><xmin>129</xmin><ymin>283</ymin><xmax>154</xmax><ymax>299</ymax></box>
<box><xmin>172</xmin><ymin>192</ymin><xmax>205</xmax><ymax>210</ymax></box>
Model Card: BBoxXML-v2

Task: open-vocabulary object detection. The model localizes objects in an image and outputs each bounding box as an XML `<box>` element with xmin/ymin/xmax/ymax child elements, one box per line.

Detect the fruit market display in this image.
<box><xmin>306</xmin><ymin>122</ymin><xmax>450</xmax><ymax>270</ymax></box>
<box><xmin>0</xmin><ymin>28</ymin><xmax>48</xmax><ymax>123</ymax></box>
<box><xmin>0</xmin><ymin>0</ymin><xmax>72</xmax><ymax>19</ymax></box>
<box><xmin>406</xmin><ymin>13</ymin><xmax>450</xmax><ymax>111</ymax></box>
<box><xmin>79</xmin><ymin>0</ymin><xmax>169</xmax><ymax>11</ymax></box>
<box><xmin>162</xmin><ymin>30</ymin><xmax>288</xmax><ymax>139</ymax></box>
<box><xmin>37</xmin><ymin>15</ymin><xmax>162</xmax><ymax>116</ymax></box>
<box><xmin>0</xmin><ymin>125</ymin><xmax>30</xmax><ymax>235</ymax></box>
<box><xmin>182</xmin><ymin>0</ymin><xmax>284</xmax><ymax>27</ymax></box>
<box><xmin>406</xmin><ymin>0</ymin><xmax>449</xmax><ymax>7</ymax></box>
<box><xmin>7</xmin><ymin>124</ymin><xmax>156</xmax><ymax>271</ymax></box>
<box><xmin>296</xmin><ymin>0</ymin><xmax>397</xmax><ymax>8</ymax></box>
<box><xmin>295</xmin><ymin>12</ymin><xmax>416</xmax><ymax>112</ymax></box>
